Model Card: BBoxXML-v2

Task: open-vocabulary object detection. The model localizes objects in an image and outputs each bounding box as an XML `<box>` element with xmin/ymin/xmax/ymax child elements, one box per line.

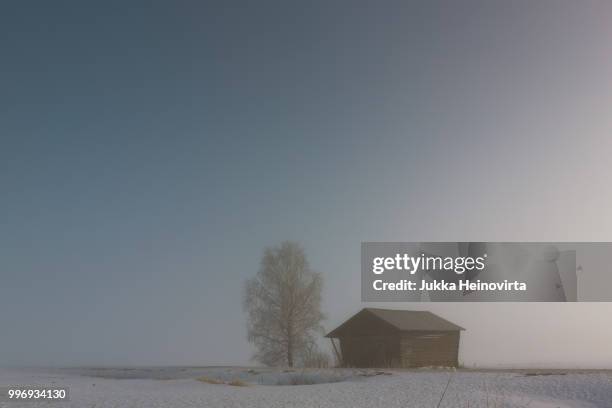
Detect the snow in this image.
<box><xmin>0</xmin><ymin>367</ymin><xmax>610</xmax><ymax>407</ymax></box>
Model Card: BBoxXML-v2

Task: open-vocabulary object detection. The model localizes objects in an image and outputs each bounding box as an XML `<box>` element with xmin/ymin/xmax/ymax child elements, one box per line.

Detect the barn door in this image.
<box><xmin>374</xmin><ymin>338</ymin><xmax>387</xmax><ymax>367</ymax></box>
<box><xmin>402</xmin><ymin>345</ymin><xmax>413</xmax><ymax>367</ymax></box>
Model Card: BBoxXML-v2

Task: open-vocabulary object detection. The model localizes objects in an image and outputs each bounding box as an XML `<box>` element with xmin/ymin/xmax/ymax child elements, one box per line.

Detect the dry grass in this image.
<box><xmin>197</xmin><ymin>377</ymin><xmax>249</xmax><ymax>387</ymax></box>
<box><xmin>196</xmin><ymin>376</ymin><xmax>224</xmax><ymax>385</ymax></box>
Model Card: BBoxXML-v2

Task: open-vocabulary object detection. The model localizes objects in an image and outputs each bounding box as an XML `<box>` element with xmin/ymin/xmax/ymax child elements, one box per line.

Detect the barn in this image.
<box><xmin>326</xmin><ymin>308</ymin><xmax>464</xmax><ymax>368</ymax></box>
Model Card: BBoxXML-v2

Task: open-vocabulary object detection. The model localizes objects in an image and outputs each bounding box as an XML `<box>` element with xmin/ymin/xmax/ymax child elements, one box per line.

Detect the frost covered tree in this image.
<box><xmin>244</xmin><ymin>241</ymin><xmax>324</xmax><ymax>367</ymax></box>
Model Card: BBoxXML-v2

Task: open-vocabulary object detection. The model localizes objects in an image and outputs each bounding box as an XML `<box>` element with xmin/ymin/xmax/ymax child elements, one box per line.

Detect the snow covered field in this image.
<box><xmin>0</xmin><ymin>367</ymin><xmax>610</xmax><ymax>408</ymax></box>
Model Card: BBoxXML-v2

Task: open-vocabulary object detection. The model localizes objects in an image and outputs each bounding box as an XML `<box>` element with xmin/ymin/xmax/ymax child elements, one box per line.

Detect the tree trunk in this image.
<box><xmin>287</xmin><ymin>338</ymin><xmax>293</xmax><ymax>367</ymax></box>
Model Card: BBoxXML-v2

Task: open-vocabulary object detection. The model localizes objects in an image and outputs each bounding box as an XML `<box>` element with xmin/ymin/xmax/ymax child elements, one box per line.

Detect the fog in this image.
<box><xmin>2</xmin><ymin>1</ymin><xmax>612</xmax><ymax>368</ymax></box>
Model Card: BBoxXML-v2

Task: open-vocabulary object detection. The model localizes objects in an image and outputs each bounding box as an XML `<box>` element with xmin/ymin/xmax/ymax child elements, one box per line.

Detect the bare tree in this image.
<box><xmin>244</xmin><ymin>241</ymin><xmax>324</xmax><ymax>367</ymax></box>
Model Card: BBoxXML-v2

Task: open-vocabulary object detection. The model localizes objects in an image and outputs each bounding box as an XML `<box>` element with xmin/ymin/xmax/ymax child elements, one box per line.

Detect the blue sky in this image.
<box><xmin>2</xmin><ymin>1</ymin><xmax>612</xmax><ymax>367</ymax></box>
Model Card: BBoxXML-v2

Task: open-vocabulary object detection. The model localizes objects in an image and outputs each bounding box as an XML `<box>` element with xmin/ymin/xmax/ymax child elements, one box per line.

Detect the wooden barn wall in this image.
<box><xmin>400</xmin><ymin>331</ymin><xmax>460</xmax><ymax>367</ymax></box>
<box><xmin>339</xmin><ymin>335</ymin><xmax>401</xmax><ymax>368</ymax></box>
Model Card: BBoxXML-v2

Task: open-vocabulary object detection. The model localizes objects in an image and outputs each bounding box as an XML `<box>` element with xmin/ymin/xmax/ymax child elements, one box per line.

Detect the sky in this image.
<box><xmin>1</xmin><ymin>1</ymin><xmax>612</xmax><ymax>368</ymax></box>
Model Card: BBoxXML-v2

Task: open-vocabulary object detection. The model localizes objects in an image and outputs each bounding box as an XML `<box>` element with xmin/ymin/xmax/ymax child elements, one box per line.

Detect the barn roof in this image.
<box><xmin>326</xmin><ymin>308</ymin><xmax>464</xmax><ymax>337</ymax></box>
